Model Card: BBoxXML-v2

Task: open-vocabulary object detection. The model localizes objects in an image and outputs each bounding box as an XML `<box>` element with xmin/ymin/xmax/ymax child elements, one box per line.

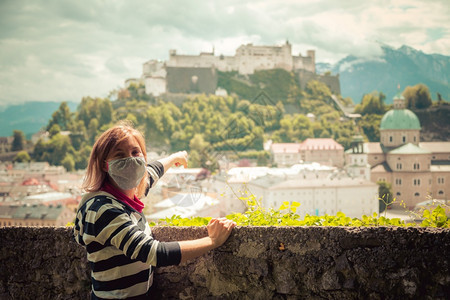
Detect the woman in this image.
<box><xmin>73</xmin><ymin>121</ymin><xmax>236</xmax><ymax>299</ymax></box>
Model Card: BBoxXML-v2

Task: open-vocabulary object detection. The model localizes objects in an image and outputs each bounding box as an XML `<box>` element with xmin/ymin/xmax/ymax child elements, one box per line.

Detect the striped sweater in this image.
<box><xmin>73</xmin><ymin>163</ymin><xmax>181</xmax><ymax>299</ymax></box>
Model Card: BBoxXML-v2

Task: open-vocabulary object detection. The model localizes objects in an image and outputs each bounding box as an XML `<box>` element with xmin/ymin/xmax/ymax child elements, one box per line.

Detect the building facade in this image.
<box><xmin>347</xmin><ymin>94</ymin><xmax>450</xmax><ymax>208</ymax></box>
<box><xmin>126</xmin><ymin>42</ymin><xmax>340</xmax><ymax>97</ymax></box>
<box><xmin>0</xmin><ymin>204</ymin><xmax>74</xmax><ymax>227</ymax></box>
<box><xmin>166</xmin><ymin>41</ymin><xmax>315</xmax><ymax>75</ymax></box>
<box><xmin>271</xmin><ymin>138</ymin><xmax>345</xmax><ymax>168</ymax></box>
<box><xmin>247</xmin><ymin>175</ymin><xmax>378</xmax><ymax>218</ymax></box>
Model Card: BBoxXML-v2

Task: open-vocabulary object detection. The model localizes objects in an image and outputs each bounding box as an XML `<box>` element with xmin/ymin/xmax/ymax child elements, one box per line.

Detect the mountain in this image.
<box><xmin>318</xmin><ymin>45</ymin><xmax>450</xmax><ymax>103</ymax></box>
<box><xmin>0</xmin><ymin>101</ymin><xmax>78</xmax><ymax>138</ymax></box>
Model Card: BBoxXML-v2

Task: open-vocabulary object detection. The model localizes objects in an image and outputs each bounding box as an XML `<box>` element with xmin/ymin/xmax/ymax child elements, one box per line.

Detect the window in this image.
<box><xmin>439</xmin><ymin>190</ymin><xmax>444</xmax><ymax>195</ymax></box>
<box><xmin>396</xmin><ymin>192</ymin><xmax>401</xmax><ymax>196</ymax></box>
<box><xmin>438</xmin><ymin>177</ymin><xmax>445</xmax><ymax>184</ymax></box>
<box><xmin>414</xmin><ymin>136</ymin><xmax>417</xmax><ymax>142</ymax></box>
<box><xmin>413</xmin><ymin>179</ymin><xmax>421</xmax><ymax>186</ymax></box>
<box><xmin>413</xmin><ymin>163</ymin><xmax>420</xmax><ymax>170</ymax></box>
<box><xmin>396</xmin><ymin>163</ymin><xmax>402</xmax><ymax>170</ymax></box>
<box><xmin>402</xmin><ymin>136</ymin><xmax>406</xmax><ymax>143</ymax></box>
<box><xmin>415</xmin><ymin>192</ymin><xmax>420</xmax><ymax>197</ymax></box>
<box><xmin>389</xmin><ymin>136</ymin><xmax>393</xmax><ymax>142</ymax></box>
<box><xmin>395</xmin><ymin>178</ymin><xmax>402</xmax><ymax>186</ymax></box>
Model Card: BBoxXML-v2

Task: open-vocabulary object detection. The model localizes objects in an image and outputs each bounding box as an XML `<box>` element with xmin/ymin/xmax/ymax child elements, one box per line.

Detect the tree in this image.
<box><xmin>49</xmin><ymin>124</ymin><xmax>61</xmax><ymax>137</ymax></box>
<box><xmin>305</xmin><ymin>80</ymin><xmax>332</xmax><ymax>99</ymax></box>
<box><xmin>13</xmin><ymin>151</ymin><xmax>31</xmax><ymax>163</ymax></box>
<box><xmin>48</xmin><ymin>134</ymin><xmax>75</xmax><ymax>166</ymax></box>
<box><xmin>188</xmin><ymin>134</ymin><xmax>212</xmax><ymax>168</ymax></box>
<box><xmin>354</xmin><ymin>92</ymin><xmax>386</xmax><ymax>115</ymax></box>
<box><xmin>87</xmin><ymin>118</ymin><xmax>99</xmax><ymax>144</ymax></box>
<box><xmin>75</xmin><ymin>144</ymin><xmax>92</xmax><ymax>170</ymax></box>
<box><xmin>403</xmin><ymin>84</ymin><xmax>432</xmax><ymax>109</ymax></box>
<box><xmin>61</xmin><ymin>154</ymin><xmax>75</xmax><ymax>171</ymax></box>
<box><xmin>12</xmin><ymin>130</ymin><xmax>26</xmax><ymax>151</ymax></box>
<box><xmin>377</xmin><ymin>181</ymin><xmax>393</xmax><ymax>212</ymax></box>
<box><xmin>358</xmin><ymin>114</ymin><xmax>382</xmax><ymax>142</ymax></box>
<box><xmin>47</xmin><ymin>102</ymin><xmax>73</xmax><ymax>131</ymax></box>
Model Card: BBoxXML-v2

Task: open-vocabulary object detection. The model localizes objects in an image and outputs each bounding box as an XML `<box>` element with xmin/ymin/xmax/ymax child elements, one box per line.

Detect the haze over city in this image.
<box><xmin>0</xmin><ymin>0</ymin><xmax>449</xmax><ymax>105</ymax></box>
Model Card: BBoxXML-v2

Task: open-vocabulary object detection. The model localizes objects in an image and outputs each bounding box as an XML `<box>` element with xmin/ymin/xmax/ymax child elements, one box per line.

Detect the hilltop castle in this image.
<box><xmin>126</xmin><ymin>41</ymin><xmax>340</xmax><ymax>97</ymax></box>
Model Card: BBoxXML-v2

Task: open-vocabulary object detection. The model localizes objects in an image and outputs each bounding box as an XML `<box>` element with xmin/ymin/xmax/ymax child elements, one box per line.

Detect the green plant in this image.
<box><xmin>151</xmin><ymin>194</ymin><xmax>449</xmax><ymax>228</ymax></box>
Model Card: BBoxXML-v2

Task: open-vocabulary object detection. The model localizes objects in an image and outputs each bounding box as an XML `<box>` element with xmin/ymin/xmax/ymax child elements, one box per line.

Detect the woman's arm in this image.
<box><xmin>178</xmin><ymin>218</ymin><xmax>236</xmax><ymax>263</ymax></box>
<box><xmin>158</xmin><ymin>151</ymin><xmax>188</xmax><ymax>171</ymax></box>
<box><xmin>157</xmin><ymin>152</ymin><xmax>236</xmax><ymax>262</ymax></box>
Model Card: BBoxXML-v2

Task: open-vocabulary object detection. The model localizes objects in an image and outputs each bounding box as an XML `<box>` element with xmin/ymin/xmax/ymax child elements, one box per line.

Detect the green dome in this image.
<box><xmin>380</xmin><ymin>109</ymin><xmax>421</xmax><ymax>130</ymax></box>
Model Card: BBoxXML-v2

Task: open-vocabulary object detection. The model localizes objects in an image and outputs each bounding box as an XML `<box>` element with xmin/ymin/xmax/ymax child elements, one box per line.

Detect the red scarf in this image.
<box><xmin>101</xmin><ymin>181</ymin><xmax>145</xmax><ymax>213</ymax></box>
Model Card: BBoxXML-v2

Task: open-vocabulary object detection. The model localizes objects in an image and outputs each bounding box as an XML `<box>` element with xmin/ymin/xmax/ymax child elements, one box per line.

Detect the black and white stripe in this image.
<box><xmin>74</xmin><ymin>162</ymin><xmax>181</xmax><ymax>299</ymax></box>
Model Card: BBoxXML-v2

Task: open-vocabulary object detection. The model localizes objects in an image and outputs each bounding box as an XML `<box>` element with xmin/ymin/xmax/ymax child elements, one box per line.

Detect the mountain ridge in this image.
<box><xmin>316</xmin><ymin>44</ymin><xmax>450</xmax><ymax>103</ymax></box>
<box><xmin>0</xmin><ymin>101</ymin><xmax>78</xmax><ymax>138</ymax></box>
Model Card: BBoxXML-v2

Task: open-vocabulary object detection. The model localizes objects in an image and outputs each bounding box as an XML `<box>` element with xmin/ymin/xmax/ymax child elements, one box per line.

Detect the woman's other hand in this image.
<box><xmin>207</xmin><ymin>218</ymin><xmax>237</xmax><ymax>248</ymax></box>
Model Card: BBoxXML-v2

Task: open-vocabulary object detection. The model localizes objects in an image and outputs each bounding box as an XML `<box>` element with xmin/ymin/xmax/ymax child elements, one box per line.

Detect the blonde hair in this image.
<box><xmin>82</xmin><ymin>120</ymin><xmax>148</xmax><ymax>198</ymax></box>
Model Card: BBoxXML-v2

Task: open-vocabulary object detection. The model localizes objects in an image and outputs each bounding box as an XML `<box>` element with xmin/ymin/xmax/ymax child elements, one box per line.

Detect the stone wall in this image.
<box><xmin>0</xmin><ymin>226</ymin><xmax>449</xmax><ymax>299</ymax></box>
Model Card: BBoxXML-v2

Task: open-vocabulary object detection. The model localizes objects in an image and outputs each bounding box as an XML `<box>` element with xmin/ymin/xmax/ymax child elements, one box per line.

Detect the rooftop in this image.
<box><xmin>380</xmin><ymin>109</ymin><xmax>421</xmax><ymax>130</ymax></box>
<box><xmin>419</xmin><ymin>142</ymin><xmax>450</xmax><ymax>153</ymax></box>
<box><xmin>389</xmin><ymin>143</ymin><xmax>431</xmax><ymax>155</ymax></box>
<box><xmin>299</xmin><ymin>138</ymin><xmax>344</xmax><ymax>150</ymax></box>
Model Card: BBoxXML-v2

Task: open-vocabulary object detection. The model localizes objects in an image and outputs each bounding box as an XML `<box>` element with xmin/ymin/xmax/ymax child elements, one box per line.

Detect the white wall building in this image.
<box><xmin>146</xmin><ymin>193</ymin><xmax>221</xmax><ymax>221</ymax></box>
<box><xmin>213</xmin><ymin>164</ymin><xmax>337</xmax><ymax>215</ymax></box>
<box><xmin>248</xmin><ymin>175</ymin><xmax>378</xmax><ymax>218</ymax></box>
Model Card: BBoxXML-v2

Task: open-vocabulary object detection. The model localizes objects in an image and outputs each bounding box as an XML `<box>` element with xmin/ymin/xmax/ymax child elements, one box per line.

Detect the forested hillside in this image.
<box><xmin>9</xmin><ymin>69</ymin><xmax>446</xmax><ymax>171</ymax></box>
<box><xmin>26</xmin><ymin>78</ymin><xmax>358</xmax><ymax>171</ymax></box>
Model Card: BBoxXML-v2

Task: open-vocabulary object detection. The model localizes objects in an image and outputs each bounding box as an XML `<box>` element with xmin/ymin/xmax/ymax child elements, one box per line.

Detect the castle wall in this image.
<box><xmin>166</xmin><ymin>67</ymin><xmax>218</xmax><ymax>94</ymax></box>
<box><xmin>0</xmin><ymin>226</ymin><xmax>449</xmax><ymax>299</ymax></box>
<box><xmin>166</xmin><ymin>43</ymin><xmax>316</xmax><ymax>75</ymax></box>
<box><xmin>144</xmin><ymin>76</ymin><xmax>166</xmax><ymax>96</ymax></box>
<box><xmin>297</xmin><ymin>70</ymin><xmax>341</xmax><ymax>95</ymax></box>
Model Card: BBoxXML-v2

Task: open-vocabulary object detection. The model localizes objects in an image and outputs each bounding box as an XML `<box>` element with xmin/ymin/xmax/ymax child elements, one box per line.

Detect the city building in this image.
<box><xmin>213</xmin><ymin>163</ymin><xmax>338</xmax><ymax>216</ymax></box>
<box><xmin>146</xmin><ymin>193</ymin><xmax>220</xmax><ymax>221</ymax></box>
<box><xmin>247</xmin><ymin>175</ymin><xmax>378</xmax><ymax>218</ymax></box>
<box><xmin>0</xmin><ymin>204</ymin><xmax>74</xmax><ymax>227</ymax></box>
<box><xmin>345</xmin><ymin>94</ymin><xmax>450</xmax><ymax>208</ymax></box>
<box><xmin>271</xmin><ymin>138</ymin><xmax>345</xmax><ymax>168</ymax></box>
<box><xmin>345</xmin><ymin>135</ymin><xmax>371</xmax><ymax>181</ymax></box>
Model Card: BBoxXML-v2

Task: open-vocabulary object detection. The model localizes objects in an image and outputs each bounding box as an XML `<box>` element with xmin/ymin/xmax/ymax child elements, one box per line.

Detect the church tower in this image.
<box><xmin>346</xmin><ymin>135</ymin><xmax>371</xmax><ymax>181</ymax></box>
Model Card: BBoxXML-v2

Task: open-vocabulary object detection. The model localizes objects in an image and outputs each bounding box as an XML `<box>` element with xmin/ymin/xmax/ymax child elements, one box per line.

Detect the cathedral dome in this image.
<box><xmin>380</xmin><ymin>109</ymin><xmax>421</xmax><ymax>130</ymax></box>
<box><xmin>380</xmin><ymin>93</ymin><xmax>421</xmax><ymax>130</ymax></box>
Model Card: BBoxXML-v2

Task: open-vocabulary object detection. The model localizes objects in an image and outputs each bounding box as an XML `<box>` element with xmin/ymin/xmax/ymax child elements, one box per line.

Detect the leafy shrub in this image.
<box><xmin>152</xmin><ymin>194</ymin><xmax>449</xmax><ymax>228</ymax></box>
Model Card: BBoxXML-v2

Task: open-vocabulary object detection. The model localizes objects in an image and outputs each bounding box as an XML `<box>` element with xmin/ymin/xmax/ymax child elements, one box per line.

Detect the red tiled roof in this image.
<box><xmin>299</xmin><ymin>138</ymin><xmax>344</xmax><ymax>150</ymax></box>
<box><xmin>271</xmin><ymin>143</ymin><xmax>302</xmax><ymax>153</ymax></box>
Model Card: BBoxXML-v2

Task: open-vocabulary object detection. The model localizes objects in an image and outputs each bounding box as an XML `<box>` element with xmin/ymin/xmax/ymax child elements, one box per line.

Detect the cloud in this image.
<box><xmin>0</xmin><ymin>0</ymin><xmax>449</xmax><ymax>105</ymax></box>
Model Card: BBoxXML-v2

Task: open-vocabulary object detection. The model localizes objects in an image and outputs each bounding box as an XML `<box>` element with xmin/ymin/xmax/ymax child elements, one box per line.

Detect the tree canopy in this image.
<box><xmin>29</xmin><ymin>69</ymin><xmax>441</xmax><ymax>171</ymax></box>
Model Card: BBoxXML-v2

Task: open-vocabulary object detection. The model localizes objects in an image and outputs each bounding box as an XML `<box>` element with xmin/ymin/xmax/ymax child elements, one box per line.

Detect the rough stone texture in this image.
<box><xmin>0</xmin><ymin>227</ymin><xmax>90</xmax><ymax>300</ymax></box>
<box><xmin>0</xmin><ymin>226</ymin><xmax>449</xmax><ymax>299</ymax></box>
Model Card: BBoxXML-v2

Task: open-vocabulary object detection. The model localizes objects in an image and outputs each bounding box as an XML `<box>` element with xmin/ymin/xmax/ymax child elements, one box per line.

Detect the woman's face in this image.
<box><xmin>107</xmin><ymin>136</ymin><xmax>143</xmax><ymax>163</ymax></box>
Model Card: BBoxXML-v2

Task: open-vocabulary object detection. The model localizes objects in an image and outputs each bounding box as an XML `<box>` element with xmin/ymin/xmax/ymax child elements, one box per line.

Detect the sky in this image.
<box><xmin>0</xmin><ymin>0</ymin><xmax>449</xmax><ymax>106</ymax></box>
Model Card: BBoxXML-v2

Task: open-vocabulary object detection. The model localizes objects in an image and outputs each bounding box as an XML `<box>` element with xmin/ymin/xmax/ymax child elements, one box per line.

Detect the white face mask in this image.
<box><xmin>107</xmin><ymin>156</ymin><xmax>147</xmax><ymax>190</ymax></box>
